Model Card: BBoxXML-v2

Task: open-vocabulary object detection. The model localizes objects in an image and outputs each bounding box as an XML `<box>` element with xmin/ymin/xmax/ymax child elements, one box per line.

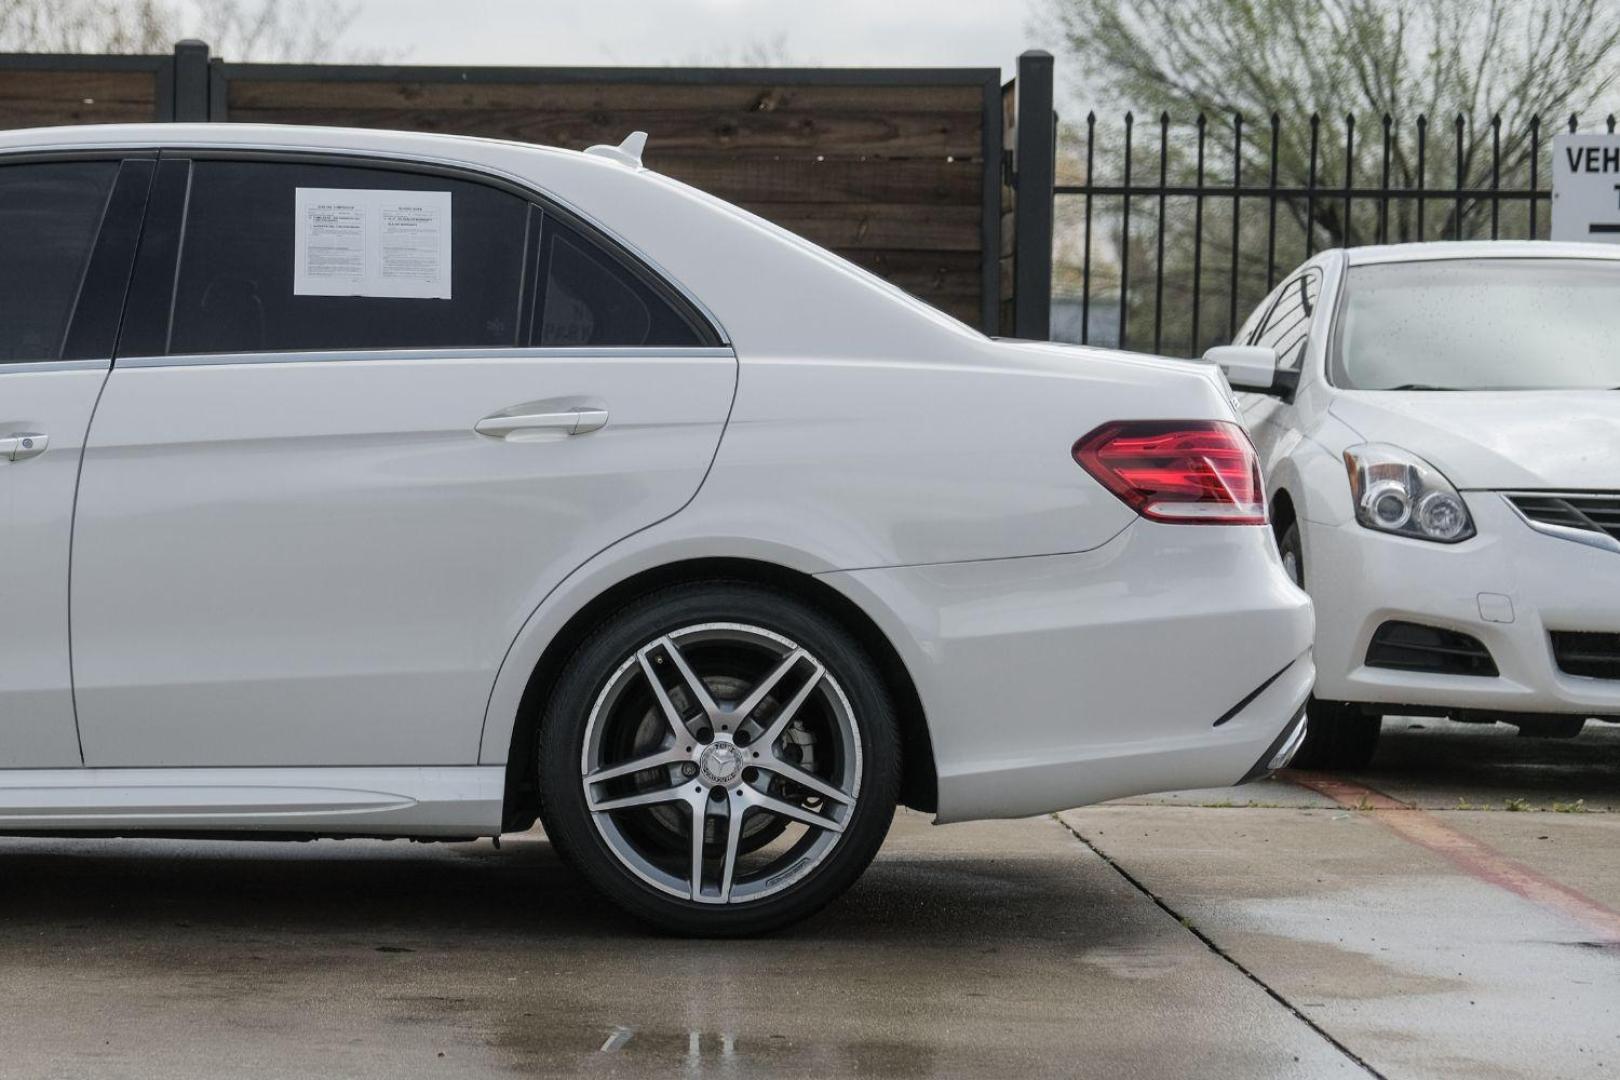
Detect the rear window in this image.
<box><xmin>534</xmin><ymin>216</ymin><xmax>706</xmax><ymax>347</ymax></box>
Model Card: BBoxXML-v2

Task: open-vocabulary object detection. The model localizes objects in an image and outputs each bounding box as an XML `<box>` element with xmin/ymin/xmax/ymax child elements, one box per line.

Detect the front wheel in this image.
<box><xmin>1277</xmin><ymin>522</ymin><xmax>1382</xmax><ymax>770</ymax></box>
<box><xmin>538</xmin><ymin>581</ymin><xmax>901</xmax><ymax>936</ymax></box>
<box><xmin>1290</xmin><ymin>698</ymin><xmax>1382</xmax><ymax>769</ymax></box>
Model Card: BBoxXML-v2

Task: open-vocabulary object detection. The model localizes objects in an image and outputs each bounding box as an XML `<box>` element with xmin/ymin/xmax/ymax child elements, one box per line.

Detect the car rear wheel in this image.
<box><xmin>1277</xmin><ymin>521</ymin><xmax>1381</xmax><ymax>770</ymax></box>
<box><xmin>538</xmin><ymin>581</ymin><xmax>901</xmax><ymax>936</ymax></box>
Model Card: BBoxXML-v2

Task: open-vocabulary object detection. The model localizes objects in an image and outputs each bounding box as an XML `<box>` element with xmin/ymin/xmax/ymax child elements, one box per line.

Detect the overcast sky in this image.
<box><xmin>338</xmin><ymin>0</ymin><xmax>1045</xmax><ymax>76</ymax></box>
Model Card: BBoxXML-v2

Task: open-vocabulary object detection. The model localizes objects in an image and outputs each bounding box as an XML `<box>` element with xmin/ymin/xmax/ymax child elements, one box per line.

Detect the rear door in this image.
<box><xmin>71</xmin><ymin>154</ymin><xmax>735</xmax><ymax>768</ymax></box>
<box><xmin>0</xmin><ymin>157</ymin><xmax>149</xmax><ymax>768</ymax></box>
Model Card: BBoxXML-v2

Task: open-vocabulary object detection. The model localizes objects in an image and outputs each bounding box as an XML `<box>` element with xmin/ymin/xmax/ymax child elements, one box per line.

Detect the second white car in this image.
<box><xmin>1212</xmin><ymin>241</ymin><xmax>1620</xmax><ymax>768</ymax></box>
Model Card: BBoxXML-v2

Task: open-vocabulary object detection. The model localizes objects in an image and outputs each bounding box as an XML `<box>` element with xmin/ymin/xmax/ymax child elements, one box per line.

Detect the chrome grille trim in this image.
<box><xmin>1503</xmin><ymin>493</ymin><xmax>1620</xmax><ymax>555</ymax></box>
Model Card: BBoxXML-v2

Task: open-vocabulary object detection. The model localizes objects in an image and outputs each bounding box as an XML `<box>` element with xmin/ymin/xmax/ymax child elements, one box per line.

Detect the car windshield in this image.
<box><xmin>1333</xmin><ymin>257</ymin><xmax>1620</xmax><ymax>390</ymax></box>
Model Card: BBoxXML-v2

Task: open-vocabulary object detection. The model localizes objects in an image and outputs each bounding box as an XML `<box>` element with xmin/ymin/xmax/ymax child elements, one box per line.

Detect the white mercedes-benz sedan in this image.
<box><xmin>1210</xmin><ymin>241</ymin><xmax>1620</xmax><ymax>770</ymax></box>
<box><xmin>1</xmin><ymin>123</ymin><xmax>1311</xmax><ymax>934</ymax></box>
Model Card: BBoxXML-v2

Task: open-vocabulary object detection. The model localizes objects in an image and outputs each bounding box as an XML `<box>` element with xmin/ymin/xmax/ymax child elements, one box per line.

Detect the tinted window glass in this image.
<box><xmin>0</xmin><ymin>161</ymin><xmax>115</xmax><ymax>363</ymax></box>
<box><xmin>1253</xmin><ymin>271</ymin><xmax>1319</xmax><ymax>370</ymax></box>
<box><xmin>165</xmin><ymin>161</ymin><xmax>529</xmax><ymax>355</ymax></box>
<box><xmin>1234</xmin><ymin>286</ymin><xmax>1278</xmax><ymax>351</ymax></box>
<box><xmin>535</xmin><ymin>216</ymin><xmax>705</xmax><ymax>347</ymax></box>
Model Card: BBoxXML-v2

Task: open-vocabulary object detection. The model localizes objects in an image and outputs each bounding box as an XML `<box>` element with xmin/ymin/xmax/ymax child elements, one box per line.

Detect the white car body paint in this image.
<box><xmin>1238</xmin><ymin>240</ymin><xmax>1620</xmax><ymax>719</ymax></box>
<box><xmin>1327</xmin><ymin>390</ymin><xmax>1620</xmax><ymax>490</ymax></box>
<box><xmin>823</xmin><ymin>524</ymin><xmax>1315</xmax><ymax>822</ymax></box>
<box><xmin>0</xmin><ymin>361</ymin><xmax>108</xmax><ymax>767</ymax></box>
<box><xmin>72</xmin><ymin>348</ymin><xmax>736</xmax><ymax>767</ymax></box>
<box><xmin>0</xmin><ymin>123</ymin><xmax>1312</xmax><ymax>834</ymax></box>
<box><xmin>0</xmin><ymin>767</ymin><xmax>501</xmax><ymax>835</ymax></box>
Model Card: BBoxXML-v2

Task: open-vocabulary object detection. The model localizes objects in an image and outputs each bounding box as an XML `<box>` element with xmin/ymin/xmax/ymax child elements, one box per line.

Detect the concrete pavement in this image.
<box><xmin>1068</xmin><ymin>718</ymin><xmax>1620</xmax><ymax>1079</ymax></box>
<box><xmin>0</xmin><ymin>718</ymin><xmax>1615</xmax><ymax>1078</ymax></box>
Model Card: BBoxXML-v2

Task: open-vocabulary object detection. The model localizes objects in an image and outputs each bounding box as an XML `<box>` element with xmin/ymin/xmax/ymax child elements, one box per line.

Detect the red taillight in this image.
<box><xmin>1073</xmin><ymin>420</ymin><xmax>1266</xmax><ymax>525</ymax></box>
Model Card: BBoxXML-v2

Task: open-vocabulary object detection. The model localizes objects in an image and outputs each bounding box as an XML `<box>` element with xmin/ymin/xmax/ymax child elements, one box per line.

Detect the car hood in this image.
<box><xmin>1329</xmin><ymin>391</ymin><xmax>1620</xmax><ymax>490</ymax></box>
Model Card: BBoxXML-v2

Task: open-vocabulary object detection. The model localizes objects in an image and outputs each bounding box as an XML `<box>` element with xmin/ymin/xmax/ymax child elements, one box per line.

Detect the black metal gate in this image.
<box><xmin>1056</xmin><ymin>109</ymin><xmax>1619</xmax><ymax>357</ymax></box>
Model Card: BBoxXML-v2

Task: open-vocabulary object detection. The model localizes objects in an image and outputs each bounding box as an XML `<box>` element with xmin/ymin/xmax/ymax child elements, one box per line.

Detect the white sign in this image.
<box><xmin>1551</xmin><ymin>134</ymin><xmax>1620</xmax><ymax>244</ymax></box>
<box><xmin>294</xmin><ymin>188</ymin><xmax>453</xmax><ymax>298</ymax></box>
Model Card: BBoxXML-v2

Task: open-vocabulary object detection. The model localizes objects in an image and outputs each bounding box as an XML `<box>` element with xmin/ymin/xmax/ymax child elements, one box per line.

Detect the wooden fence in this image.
<box><xmin>0</xmin><ymin>42</ymin><xmax>1059</xmax><ymax>336</ymax></box>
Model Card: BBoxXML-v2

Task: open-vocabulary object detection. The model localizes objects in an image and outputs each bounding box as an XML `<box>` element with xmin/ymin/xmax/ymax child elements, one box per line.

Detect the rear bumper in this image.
<box><xmin>1238</xmin><ymin>705</ymin><xmax>1310</xmax><ymax>784</ymax></box>
<box><xmin>820</xmin><ymin>519</ymin><xmax>1315</xmax><ymax>823</ymax></box>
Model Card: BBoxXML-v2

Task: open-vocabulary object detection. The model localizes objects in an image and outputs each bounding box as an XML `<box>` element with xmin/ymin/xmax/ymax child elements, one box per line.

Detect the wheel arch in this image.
<box><xmin>1270</xmin><ymin>486</ymin><xmax>1298</xmax><ymax>549</ymax></box>
<box><xmin>497</xmin><ymin>556</ymin><xmax>938</xmax><ymax>830</ymax></box>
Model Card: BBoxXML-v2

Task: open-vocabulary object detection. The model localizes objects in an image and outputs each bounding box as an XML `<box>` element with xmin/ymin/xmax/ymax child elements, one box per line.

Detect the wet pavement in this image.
<box><xmin>1</xmin><ymin>717</ymin><xmax>1616</xmax><ymax>1078</ymax></box>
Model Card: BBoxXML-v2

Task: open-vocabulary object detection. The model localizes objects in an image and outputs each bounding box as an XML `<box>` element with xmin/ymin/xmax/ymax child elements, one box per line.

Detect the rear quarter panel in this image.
<box><xmin>677</xmin><ymin>341</ymin><xmax>1244</xmax><ymax>568</ymax></box>
<box><xmin>480</xmin><ymin>339</ymin><xmax>1255</xmax><ymax>765</ymax></box>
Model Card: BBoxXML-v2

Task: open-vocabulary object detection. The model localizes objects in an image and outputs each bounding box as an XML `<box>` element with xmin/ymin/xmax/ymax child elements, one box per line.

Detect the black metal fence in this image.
<box><xmin>1054</xmin><ymin>110</ymin><xmax>1620</xmax><ymax>357</ymax></box>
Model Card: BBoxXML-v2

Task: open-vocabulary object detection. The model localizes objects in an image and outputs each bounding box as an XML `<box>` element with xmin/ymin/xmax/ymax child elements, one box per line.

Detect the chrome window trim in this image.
<box><xmin>1502</xmin><ymin>492</ymin><xmax>1620</xmax><ymax>556</ymax></box>
<box><xmin>115</xmin><ymin>346</ymin><xmax>735</xmax><ymax>370</ymax></box>
<box><xmin>0</xmin><ymin>358</ymin><xmax>111</xmax><ymax>373</ymax></box>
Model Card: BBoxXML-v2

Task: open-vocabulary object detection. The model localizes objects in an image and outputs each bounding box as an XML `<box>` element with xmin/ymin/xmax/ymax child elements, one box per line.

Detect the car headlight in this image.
<box><xmin>1343</xmin><ymin>444</ymin><xmax>1474</xmax><ymax>543</ymax></box>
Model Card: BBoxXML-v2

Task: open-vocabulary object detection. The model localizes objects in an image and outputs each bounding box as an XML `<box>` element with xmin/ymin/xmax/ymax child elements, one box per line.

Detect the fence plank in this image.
<box><xmin>224</xmin><ymin>77</ymin><xmax>985</xmax><ymax>115</ymax></box>
<box><xmin>653</xmin><ymin>155</ymin><xmax>980</xmax><ymax>205</ymax></box>
<box><xmin>224</xmin><ymin>103</ymin><xmax>983</xmax><ymax>157</ymax></box>
<box><xmin>734</xmin><ymin>202</ymin><xmax>979</xmax><ymax>251</ymax></box>
<box><xmin>847</xmin><ymin>249</ymin><xmax>980</xmax><ymax>298</ymax></box>
<box><xmin>0</xmin><ymin>70</ymin><xmax>155</xmax><ymax>125</ymax></box>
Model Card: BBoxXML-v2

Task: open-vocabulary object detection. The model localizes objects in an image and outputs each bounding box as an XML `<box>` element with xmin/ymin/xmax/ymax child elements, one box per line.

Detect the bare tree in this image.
<box><xmin>0</xmin><ymin>0</ymin><xmax>367</xmax><ymax>61</ymax></box>
<box><xmin>186</xmin><ymin>0</ymin><xmax>366</xmax><ymax>62</ymax></box>
<box><xmin>676</xmin><ymin>33</ymin><xmax>807</xmax><ymax>67</ymax></box>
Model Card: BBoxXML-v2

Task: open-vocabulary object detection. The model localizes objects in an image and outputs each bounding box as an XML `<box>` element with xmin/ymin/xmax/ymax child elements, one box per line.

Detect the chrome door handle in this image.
<box><xmin>0</xmin><ymin>432</ymin><xmax>47</xmax><ymax>461</ymax></box>
<box><xmin>475</xmin><ymin>408</ymin><xmax>608</xmax><ymax>438</ymax></box>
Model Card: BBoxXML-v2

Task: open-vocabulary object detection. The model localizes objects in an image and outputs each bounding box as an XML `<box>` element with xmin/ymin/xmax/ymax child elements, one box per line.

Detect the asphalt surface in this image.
<box><xmin>1</xmin><ymin>717</ymin><xmax>1616</xmax><ymax>1079</ymax></box>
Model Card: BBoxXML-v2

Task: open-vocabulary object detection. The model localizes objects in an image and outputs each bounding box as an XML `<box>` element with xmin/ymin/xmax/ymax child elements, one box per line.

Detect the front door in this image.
<box><xmin>70</xmin><ymin>155</ymin><xmax>735</xmax><ymax>768</ymax></box>
<box><xmin>0</xmin><ymin>158</ymin><xmax>149</xmax><ymax>768</ymax></box>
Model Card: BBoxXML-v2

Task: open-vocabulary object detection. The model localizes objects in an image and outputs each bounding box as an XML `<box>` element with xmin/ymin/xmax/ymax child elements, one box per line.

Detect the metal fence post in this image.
<box><xmin>1012</xmin><ymin>49</ymin><xmax>1055</xmax><ymax>340</ymax></box>
<box><xmin>171</xmin><ymin>40</ymin><xmax>210</xmax><ymax>122</ymax></box>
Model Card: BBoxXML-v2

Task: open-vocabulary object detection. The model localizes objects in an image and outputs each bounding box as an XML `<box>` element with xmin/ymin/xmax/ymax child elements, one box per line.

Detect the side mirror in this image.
<box><xmin>1204</xmin><ymin>344</ymin><xmax>1294</xmax><ymax>395</ymax></box>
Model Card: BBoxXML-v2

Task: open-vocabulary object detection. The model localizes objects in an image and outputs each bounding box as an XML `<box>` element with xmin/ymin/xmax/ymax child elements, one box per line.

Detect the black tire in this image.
<box><xmin>1511</xmin><ymin>715</ymin><xmax>1586</xmax><ymax>739</ymax></box>
<box><xmin>1277</xmin><ymin>521</ymin><xmax>1382</xmax><ymax>771</ymax></box>
<box><xmin>1277</xmin><ymin>520</ymin><xmax>1305</xmax><ymax>593</ymax></box>
<box><xmin>537</xmin><ymin>580</ymin><xmax>901</xmax><ymax>937</ymax></box>
<box><xmin>1290</xmin><ymin>698</ymin><xmax>1382</xmax><ymax>769</ymax></box>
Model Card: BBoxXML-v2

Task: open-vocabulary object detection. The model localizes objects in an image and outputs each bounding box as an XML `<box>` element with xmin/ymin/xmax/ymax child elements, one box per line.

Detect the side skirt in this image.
<box><xmin>0</xmin><ymin>766</ymin><xmax>504</xmax><ymax>837</ymax></box>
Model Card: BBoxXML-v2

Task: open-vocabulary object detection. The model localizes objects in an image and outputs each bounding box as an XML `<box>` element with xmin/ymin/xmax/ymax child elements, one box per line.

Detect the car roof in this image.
<box><xmin>1339</xmin><ymin>240</ymin><xmax>1620</xmax><ymax>265</ymax></box>
<box><xmin>0</xmin><ymin>121</ymin><xmax>571</xmax><ymax>161</ymax></box>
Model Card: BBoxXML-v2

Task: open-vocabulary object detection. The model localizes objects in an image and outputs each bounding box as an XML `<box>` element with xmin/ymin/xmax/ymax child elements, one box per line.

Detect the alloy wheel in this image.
<box><xmin>580</xmin><ymin>622</ymin><xmax>862</xmax><ymax>905</ymax></box>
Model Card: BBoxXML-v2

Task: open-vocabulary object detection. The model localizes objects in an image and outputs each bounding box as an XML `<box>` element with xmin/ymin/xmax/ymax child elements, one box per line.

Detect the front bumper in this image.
<box><xmin>821</xmin><ymin>519</ymin><xmax>1315</xmax><ymax>823</ymax></box>
<box><xmin>1307</xmin><ymin>493</ymin><xmax>1620</xmax><ymax>717</ymax></box>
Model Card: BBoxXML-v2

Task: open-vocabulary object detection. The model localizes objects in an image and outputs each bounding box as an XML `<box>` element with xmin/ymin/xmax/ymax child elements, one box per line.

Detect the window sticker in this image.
<box><xmin>293</xmin><ymin>188</ymin><xmax>452</xmax><ymax>299</ymax></box>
